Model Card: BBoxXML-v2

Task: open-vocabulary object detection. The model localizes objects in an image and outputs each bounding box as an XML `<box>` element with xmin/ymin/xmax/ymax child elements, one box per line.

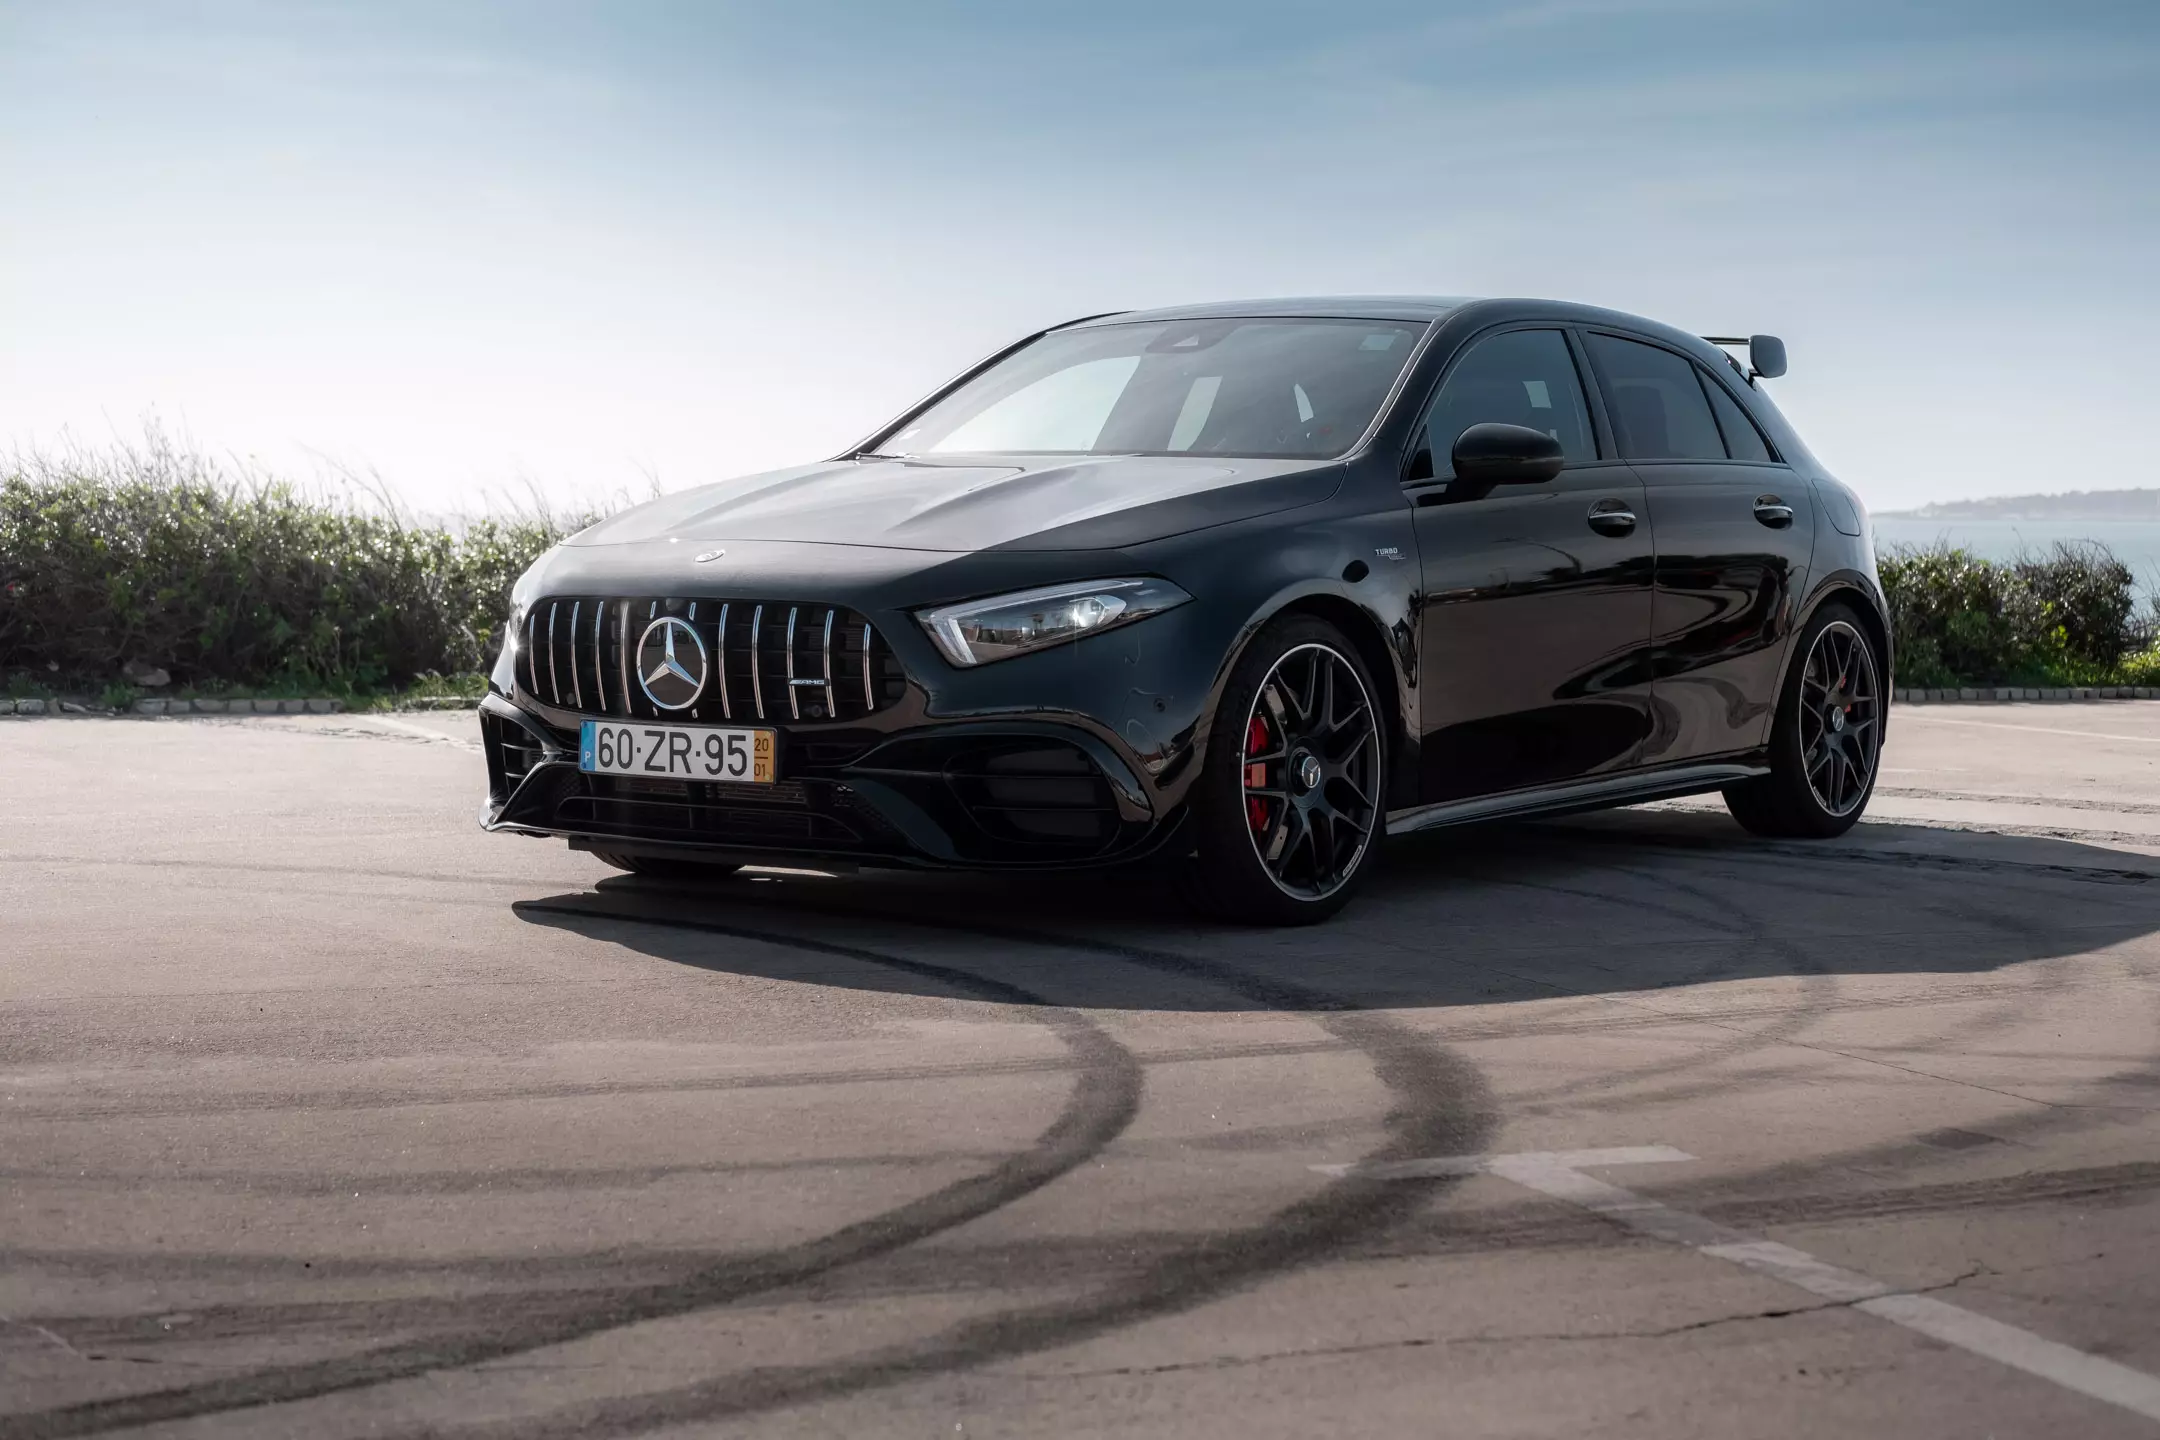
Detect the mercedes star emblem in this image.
<box><xmin>636</xmin><ymin>615</ymin><xmax>708</xmax><ymax>710</ymax></box>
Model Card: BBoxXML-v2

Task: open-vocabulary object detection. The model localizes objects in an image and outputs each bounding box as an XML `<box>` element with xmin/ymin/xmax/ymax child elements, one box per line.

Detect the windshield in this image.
<box><xmin>879</xmin><ymin>317</ymin><xmax>1427</xmax><ymax>461</ymax></box>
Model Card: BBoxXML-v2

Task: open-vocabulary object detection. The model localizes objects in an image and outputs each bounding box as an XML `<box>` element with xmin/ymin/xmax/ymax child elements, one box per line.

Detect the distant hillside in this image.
<box><xmin>1883</xmin><ymin>489</ymin><xmax>2160</xmax><ymax>521</ymax></box>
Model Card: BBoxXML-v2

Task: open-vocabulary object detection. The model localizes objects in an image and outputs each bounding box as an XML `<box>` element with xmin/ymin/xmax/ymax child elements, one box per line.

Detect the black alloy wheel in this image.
<box><xmin>1798</xmin><ymin>618</ymin><xmax>1882</xmax><ymax>817</ymax></box>
<box><xmin>1190</xmin><ymin>617</ymin><xmax>1385</xmax><ymax>924</ymax></box>
<box><xmin>1724</xmin><ymin>602</ymin><xmax>1883</xmax><ymax>839</ymax></box>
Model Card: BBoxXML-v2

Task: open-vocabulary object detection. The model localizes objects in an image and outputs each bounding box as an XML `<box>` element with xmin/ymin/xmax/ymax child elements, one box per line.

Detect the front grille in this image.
<box><xmin>518</xmin><ymin>597</ymin><xmax>905</xmax><ymax>725</ymax></box>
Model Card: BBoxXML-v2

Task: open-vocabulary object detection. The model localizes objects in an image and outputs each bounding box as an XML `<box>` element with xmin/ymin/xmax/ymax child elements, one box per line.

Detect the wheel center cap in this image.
<box><xmin>1828</xmin><ymin>706</ymin><xmax>1846</xmax><ymax>733</ymax></box>
<box><xmin>1295</xmin><ymin>754</ymin><xmax>1324</xmax><ymax>793</ymax></box>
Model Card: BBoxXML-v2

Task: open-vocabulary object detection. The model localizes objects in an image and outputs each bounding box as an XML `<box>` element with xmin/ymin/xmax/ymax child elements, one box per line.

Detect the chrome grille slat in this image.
<box><xmin>715</xmin><ymin>602</ymin><xmax>731</xmax><ymax>720</ymax></box>
<box><xmin>820</xmin><ymin>609</ymin><xmax>836</xmax><ymax>716</ymax></box>
<box><xmin>861</xmin><ymin>622</ymin><xmax>874</xmax><ymax>710</ymax></box>
<box><xmin>785</xmin><ymin>605</ymin><xmax>800</xmax><ymax>721</ymax></box>
<box><xmin>546</xmin><ymin>601</ymin><xmax>561</xmax><ymax>706</ymax></box>
<box><xmin>567</xmin><ymin>601</ymin><xmax>582</xmax><ymax>710</ymax></box>
<box><xmin>525</xmin><ymin>611</ymin><xmax>539</xmax><ymax>696</ymax></box>
<box><xmin>851</xmin><ymin>621</ymin><xmax>868</xmax><ymax>712</ymax></box>
<box><xmin>591</xmin><ymin>601</ymin><xmax>606</xmax><ymax>713</ymax></box>
<box><xmin>750</xmin><ymin>604</ymin><xmax>766</xmax><ymax>721</ymax></box>
<box><xmin>618</xmin><ymin>600</ymin><xmax>633</xmax><ymax>716</ymax></box>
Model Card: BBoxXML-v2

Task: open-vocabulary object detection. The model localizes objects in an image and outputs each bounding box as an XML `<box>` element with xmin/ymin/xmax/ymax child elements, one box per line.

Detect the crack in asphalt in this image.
<box><xmin>976</xmin><ymin>1266</ymin><xmax>1999</xmax><ymax>1384</ymax></box>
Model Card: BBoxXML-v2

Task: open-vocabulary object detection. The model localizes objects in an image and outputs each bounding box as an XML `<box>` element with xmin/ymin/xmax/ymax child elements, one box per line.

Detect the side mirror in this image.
<box><xmin>1749</xmin><ymin>334</ymin><xmax>1787</xmax><ymax>379</ymax></box>
<box><xmin>1451</xmin><ymin>423</ymin><xmax>1565</xmax><ymax>485</ymax></box>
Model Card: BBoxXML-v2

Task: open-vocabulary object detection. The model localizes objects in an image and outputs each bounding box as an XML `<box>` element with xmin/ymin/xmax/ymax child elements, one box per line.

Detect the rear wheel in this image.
<box><xmin>1723</xmin><ymin>603</ymin><xmax>1883</xmax><ymax>838</ymax></box>
<box><xmin>1189</xmin><ymin>617</ymin><xmax>1386</xmax><ymax>925</ymax></box>
<box><xmin>590</xmin><ymin>850</ymin><xmax>744</xmax><ymax>881</ymax></box>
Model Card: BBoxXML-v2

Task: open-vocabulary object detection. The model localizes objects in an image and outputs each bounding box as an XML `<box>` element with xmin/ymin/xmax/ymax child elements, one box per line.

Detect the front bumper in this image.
<box><xmin>477</xmin><ymin>692</ymin><xmax>1173</xmax><ymax>870</ymax></box>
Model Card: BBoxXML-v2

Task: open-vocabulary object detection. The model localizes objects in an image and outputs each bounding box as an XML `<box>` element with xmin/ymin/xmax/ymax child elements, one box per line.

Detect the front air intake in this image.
<box><xmin>517</xmin><ymin>597</ymin><xmax>906</xmax><ymax>726</ymax></box>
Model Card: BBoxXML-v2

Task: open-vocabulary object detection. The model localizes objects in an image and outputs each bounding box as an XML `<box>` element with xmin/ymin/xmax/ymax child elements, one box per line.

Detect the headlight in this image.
<box><xmin>917</xmin><ymin>577</ymin><xmax>1192</xmax><ymax>668</ymax></box>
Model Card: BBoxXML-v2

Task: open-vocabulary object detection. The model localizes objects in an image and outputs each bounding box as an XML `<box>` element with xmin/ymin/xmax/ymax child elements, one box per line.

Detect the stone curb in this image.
<box><xmin>1892</xmin><ymin>687</ymin><xmax>2160</xmax><ymax>703</ymax></box>
<box><xmin>394</xmin><ymin>696</ymin><xmax>487</xmax><ymax>711</ymax></box>
<box><xmin>0</xmin><ymin>695</ymin><xmax>483</xmax><ymax>716</ymax></box>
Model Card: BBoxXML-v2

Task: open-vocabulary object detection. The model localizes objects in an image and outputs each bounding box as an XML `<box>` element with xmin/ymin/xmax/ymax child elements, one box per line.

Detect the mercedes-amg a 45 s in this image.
<box><xmin>481</xmin><ymin>297</ymin><xmax>1886</xmax><ymax>923</ymax></box>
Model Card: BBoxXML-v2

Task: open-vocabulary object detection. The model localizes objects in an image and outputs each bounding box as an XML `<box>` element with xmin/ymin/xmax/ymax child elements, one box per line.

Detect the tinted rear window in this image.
<box><xmin>1586</xmin><ymin>334</ymin><xmax>1725</xmax><ymax>461</ymax></box>
<box><xmin>1699</xmin><ymin>371</ymin><xmax>1775</xmax><ymax>462</ymax></box>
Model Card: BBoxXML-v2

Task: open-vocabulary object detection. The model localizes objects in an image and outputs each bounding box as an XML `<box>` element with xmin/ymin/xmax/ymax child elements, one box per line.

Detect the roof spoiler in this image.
<box><xmin>1703</xmin><ymin>334</ymin><xmax>1787</xmax><ymax>381</ymax></box>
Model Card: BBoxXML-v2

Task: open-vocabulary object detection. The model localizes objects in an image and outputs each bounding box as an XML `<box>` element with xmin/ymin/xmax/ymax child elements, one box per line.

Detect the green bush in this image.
<box><xmin>0</xmin><ymin>441</ymin><xmax>589</xmax><ymax>695</ymax></box>
<box><xmin>8</xmin><ymin>441</ymin><xmax>2156</xmax><ymax>698</ymax></box>
<box><xmin>1879</xmin><ymin>540</ymin><xmax>2149</xmax><ymax>687</ymax></box>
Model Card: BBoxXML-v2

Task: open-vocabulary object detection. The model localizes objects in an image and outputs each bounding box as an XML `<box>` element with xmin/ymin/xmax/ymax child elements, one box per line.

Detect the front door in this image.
<box><xmin>1408</xmin><ymin>327</ymin><xmax>1657</xmax><ymax>803</ymax></box>
<box><xmin>1581</xmin><ymin>332</ymin><xmax>1817</xmax><ymax>765</ymax></box>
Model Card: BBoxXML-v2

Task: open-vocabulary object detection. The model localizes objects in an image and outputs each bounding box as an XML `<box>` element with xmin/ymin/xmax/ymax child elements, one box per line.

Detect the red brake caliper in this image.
<box><xmin>1244</xmin><ymin>715</ymin><xmax>1271</xmax><ymax>832</ymax></box>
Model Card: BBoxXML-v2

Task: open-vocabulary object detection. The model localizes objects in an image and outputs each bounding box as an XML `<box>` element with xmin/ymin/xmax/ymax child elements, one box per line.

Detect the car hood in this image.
<box><xmin>564</xmin><ymin>454</ymin><xmax>1341</xmax><ymax>553</ymax></box>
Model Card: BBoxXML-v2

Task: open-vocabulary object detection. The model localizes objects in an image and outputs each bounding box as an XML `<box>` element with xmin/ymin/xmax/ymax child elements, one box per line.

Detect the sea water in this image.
<box><xmin>1871</xmin><ymin>518</ymin><xmax>2160</xmax><ymax>599</ymax></box>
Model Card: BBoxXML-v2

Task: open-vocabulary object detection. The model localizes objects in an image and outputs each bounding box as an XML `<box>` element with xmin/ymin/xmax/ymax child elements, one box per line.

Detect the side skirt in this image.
<box><xmin>1384</xmin><ymin>762</ymin><xmax>1768</xmax><ymax>837</ymax></box>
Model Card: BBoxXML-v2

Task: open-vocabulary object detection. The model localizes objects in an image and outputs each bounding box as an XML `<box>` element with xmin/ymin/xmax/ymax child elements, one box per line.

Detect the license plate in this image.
<box><xmin>578</xmin><ymin>721</ymin><xmax>776</xmax><ymax>783</ymax></box>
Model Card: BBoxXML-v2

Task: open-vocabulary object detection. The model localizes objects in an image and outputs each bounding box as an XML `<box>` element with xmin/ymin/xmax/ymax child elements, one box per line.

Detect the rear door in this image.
<box><xmin>1581</xmin><ymin>332</ymin><xmax>1816</xmax><ymax>766</ymax></box>
<box><xmin>1409</xmin><ymin>327</ymin><xmax>1657</xmax><ymax>802</ymax></box>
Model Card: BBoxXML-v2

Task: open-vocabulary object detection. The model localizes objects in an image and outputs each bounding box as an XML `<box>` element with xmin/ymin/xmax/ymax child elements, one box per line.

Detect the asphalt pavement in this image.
<box><xmin>5</xmin><ymin>705</ymin><xmax>2160</xmax><ymax>1438</ymax></box>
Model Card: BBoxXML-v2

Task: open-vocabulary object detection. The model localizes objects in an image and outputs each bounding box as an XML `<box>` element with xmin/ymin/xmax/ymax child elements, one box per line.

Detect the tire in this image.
<box><xmin>1188</xmin><ymin>616</ymin><xmax>1387</xmax><ymax>925</ymax></box>
<box><xmin>1723</xmin><ymin>602</ymin><xmax>1884</xmax><ymax>839</ymax></box>
<box><xmin>591</xmin><ymin>850</ymin><xmax>744</xmax><ymax>881</ymax></box>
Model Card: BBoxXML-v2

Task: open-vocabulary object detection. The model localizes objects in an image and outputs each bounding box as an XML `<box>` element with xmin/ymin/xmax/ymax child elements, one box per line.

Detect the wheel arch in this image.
<box><xmin>1785</xmin><ymin>572</ymin><xmax>1894</xmax><ymax>730</ymax></box>
<box><xmin>1238</xmin><ymin>590</ymin><xmax>1414</xmax><ymax>807</ymax></box>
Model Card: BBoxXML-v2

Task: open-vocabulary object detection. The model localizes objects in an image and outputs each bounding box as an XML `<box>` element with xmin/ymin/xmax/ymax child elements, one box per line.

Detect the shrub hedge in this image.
<box><xmin>1879</xmin><ymin>541</ymin><xmax>2157</xmax><ymax>688</ymax></box>
<box><xmin>1</xmin><ymin>445</ymin><xmax>589</xmax><ymax>696</ymax></box>
<box><xmin>7</xmin><ymin>445</ymin><xmax>2160</xmax><ymax>696</ymax></box>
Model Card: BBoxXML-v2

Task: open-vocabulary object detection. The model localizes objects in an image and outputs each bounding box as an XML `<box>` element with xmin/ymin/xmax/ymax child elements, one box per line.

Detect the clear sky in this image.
<box><xmin>3</xmin><ymin>0</ymin><xmax>2154</xmax><ymax>515</ymax></box>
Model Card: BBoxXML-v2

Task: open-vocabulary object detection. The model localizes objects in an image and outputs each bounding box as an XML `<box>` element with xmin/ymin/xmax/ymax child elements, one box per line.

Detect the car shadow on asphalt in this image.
<box><xmin>509</xmin><ymin>807</ymin><xmax>2160</xmax><ymax>1013</ymax></box>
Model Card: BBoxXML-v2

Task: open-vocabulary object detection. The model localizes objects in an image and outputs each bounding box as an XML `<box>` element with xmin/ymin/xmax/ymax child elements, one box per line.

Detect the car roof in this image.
<box><xmin>1064</xmin><ymin>296</ymin><xmax>1479</xmax><ymax>326</ymax></box>
<box><xmin>1056</xmin><ymin>296</ymin><xmax>1749</xmax><ymax>377</ymax></box>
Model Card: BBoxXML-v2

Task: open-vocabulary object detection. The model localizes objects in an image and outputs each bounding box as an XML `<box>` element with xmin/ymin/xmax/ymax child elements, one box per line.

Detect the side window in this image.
<box><xmin>1697</xmin><ymin>369</ymin><xmax>1775</xmax><ymax>463</ymax></box>
<box><xmin>1585</xmin><ymin>334</ymin><xmax>1724</xmax><ymax>461</ymax></box>
<box><xmin>1420</xmin><ymin>329</ymin><xmax>1594</xmax><ymax>478</ymax></box>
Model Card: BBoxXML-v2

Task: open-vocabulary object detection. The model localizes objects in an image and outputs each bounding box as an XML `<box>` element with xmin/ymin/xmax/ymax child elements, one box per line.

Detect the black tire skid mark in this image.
<box><xmin>0</xmin><ymin>918</ymin><xmax>1145</xmax><ymax>1440</ymax></box>
<box><xmin>1483</xmin><ymin>852</ymin><xmax>2094</xmax><ymax>1119</ymax></box>
<box><xmin>1405</xmin><ymin>855</ymin><xmax>1840</xmax><ymax>1114</ymax></box>
<box><xmin>1642</xmin><ymin>854</ymin><xmax>2160</xmax><ymax>1076</ymax></box>
<box><xmin>1571</xmin><ymin>858</ymin><xmax>2160</xmax><ymax>1160</ymax></box>
<box><xmin>376</xmin><ymin>913</ymin><xmax>1498</xmax><ymax>1439</ymax></box>
<box><xmin>1485</xmin><ymin>835</ymin><xmax>2145</xmax><ymax>1116</ymax></box>
<box><xmin>1555</xmin><ymin>819</ymin><xmax>2160</xmax><ymax>887</ymax></box>
<box><xmin>1343</xmin><ymin>1155</ymin><xmax>2160</xmax><ymax>1272</ymax></box>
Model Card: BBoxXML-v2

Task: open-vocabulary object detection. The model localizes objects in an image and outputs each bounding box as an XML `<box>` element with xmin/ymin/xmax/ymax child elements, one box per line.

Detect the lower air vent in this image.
<box><xmin>947</xmin><ymin>744</ymin><xmax>1119</xmax><ymax>848</ymax></box>
<box><xmin>481</xmin><ymin>710</ymin><xmax>548</xmax><ymax>802</ymax></box>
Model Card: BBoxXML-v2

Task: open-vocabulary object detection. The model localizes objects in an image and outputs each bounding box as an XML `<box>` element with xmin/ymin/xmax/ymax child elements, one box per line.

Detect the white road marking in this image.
<box><xmin>1318</xmin><ymin>1147</ymin><xmax>2160</xmax><ymax>1422</ymax></box>
<box><xmin>1895</xmin><ymin>713</ymin><xmax>2160</xmax><ymax>745</ymax></box>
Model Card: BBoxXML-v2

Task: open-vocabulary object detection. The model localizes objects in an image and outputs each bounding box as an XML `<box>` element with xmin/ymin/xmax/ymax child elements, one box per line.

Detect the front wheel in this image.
<box><xmin>1723</xmin><ymin>603</ymin><xmax>1884</xmax><ymax>838</ymax></box>
<box><xmin>1188</xmin><ymin>617</ymin><xmax>1387</xmax><ymax>925</ymax></box>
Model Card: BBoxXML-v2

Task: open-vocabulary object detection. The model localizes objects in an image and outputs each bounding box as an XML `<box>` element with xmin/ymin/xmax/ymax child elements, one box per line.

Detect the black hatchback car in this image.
<box><xmin>481</xmin><ymin>296</ymin><xmax>1885</xmax><ymax>923</ymax></box>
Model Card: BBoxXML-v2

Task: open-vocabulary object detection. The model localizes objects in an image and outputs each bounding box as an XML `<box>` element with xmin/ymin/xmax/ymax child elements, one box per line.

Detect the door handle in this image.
<box><xmin>1586</xmin><ymin>501</ymin><xmax>1636</xmax><ymax>537</ymax></box>
<box><xmin>1754</xmin><ymin>496</ymin><xmax>1795</xmax><ymax>529</ymax></box>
